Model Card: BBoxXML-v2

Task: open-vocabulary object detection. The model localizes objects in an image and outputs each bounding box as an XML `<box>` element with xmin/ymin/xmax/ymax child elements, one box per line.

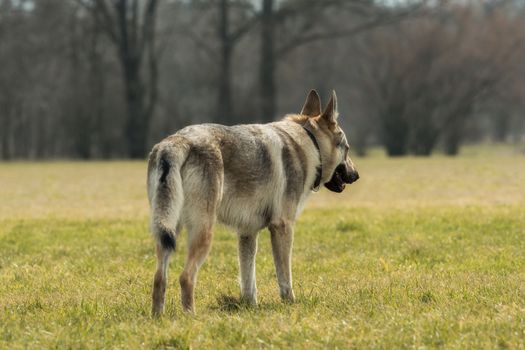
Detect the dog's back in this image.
<box><xmin>148</xmin><ymin>121</ymin><xmax>318</xmax><ymax>242</ymax></box>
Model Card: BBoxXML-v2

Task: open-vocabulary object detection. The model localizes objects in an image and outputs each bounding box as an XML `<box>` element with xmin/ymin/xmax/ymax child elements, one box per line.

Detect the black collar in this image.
<box><xmin>303</xmin><ymin>126</ymin><xmax>322</xmax><ymax>191</ymax></box>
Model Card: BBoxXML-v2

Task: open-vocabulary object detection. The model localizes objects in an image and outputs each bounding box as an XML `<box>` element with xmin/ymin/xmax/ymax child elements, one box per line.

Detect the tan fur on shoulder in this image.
<box><xmin>284</xmin><ymin>114</ymin><xmax>309</xmax><ymax>124</ymax></box>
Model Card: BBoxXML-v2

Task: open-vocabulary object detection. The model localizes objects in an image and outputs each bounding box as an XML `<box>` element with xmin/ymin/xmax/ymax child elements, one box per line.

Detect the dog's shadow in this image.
<box><xmin>212</xmin><ymin>294</ymin><xmax>283</xmax><ymax>313</ymax></box>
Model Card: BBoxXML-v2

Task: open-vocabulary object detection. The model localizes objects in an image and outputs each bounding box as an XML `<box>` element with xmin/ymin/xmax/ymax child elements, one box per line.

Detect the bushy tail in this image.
<box><xmin>148</xmin><ymin>142</ymin><xmax>189</xmax><ymax>251</ymax></box>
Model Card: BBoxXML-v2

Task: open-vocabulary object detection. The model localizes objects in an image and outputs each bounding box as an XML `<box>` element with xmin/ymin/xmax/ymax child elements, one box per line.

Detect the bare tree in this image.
<box><xmin>349</xmin><ymin>3</ymin><xmax>525</xmax><ymax>156</ymax></box>
<box><xmin>178</xmin><ymin>0</ymin><xmax>257</xmax><ymax>123</ymax></box>
<box><xmin>80</xmin><ymin>0</ymin><xmax>160</xmax><ymax>158</ymax></box>
<box><xmin>216</xmin><ymin>0</ymin><xmax>257</xmax><ymax>122</ymax></box>
<box><xmin>256</xmin><ymin>0</ymin><xmax>424</xmax><ymax>121</ymax></box>
<box><xmin>185</xmin><ymin>0</ymin><xmax>421</xmax><ymax>122</ymax></box>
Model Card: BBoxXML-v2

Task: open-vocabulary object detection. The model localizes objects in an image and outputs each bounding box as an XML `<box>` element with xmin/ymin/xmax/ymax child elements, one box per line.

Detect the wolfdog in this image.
<box><xmin>147</xmin><ymin>90</ymin><xmax>359</xmax><ymax>316</ymax></box>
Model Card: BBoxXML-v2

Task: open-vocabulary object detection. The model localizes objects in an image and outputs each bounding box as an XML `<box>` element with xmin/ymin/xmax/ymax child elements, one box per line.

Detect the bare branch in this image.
<box><xmin>92</xmin><ymin>0</ymin><xmax>119</xmax><ymax>44</ymax></box>
<box><xmin>144</xmin><ymin>0</ymin><xmax>159</xmax><ymax>118</ymax></box>
<box><xmin>139</xmin><ymin>0</ymin><xmax>159</xmax><ymax>66</ymax></box>
<box><xmin>230</xmin><ymin>16</ymin><xmax>259</xmax><ymax>43</ymax></box>
<box><xmin>130</xmin><ymin>0</ymin><xmax>139</xmax><ymax>49</ymax></box>
<box><xmin>276</xmin><ymin>5</ymin><xmax>424</xmax><ymax>58</ymax></box>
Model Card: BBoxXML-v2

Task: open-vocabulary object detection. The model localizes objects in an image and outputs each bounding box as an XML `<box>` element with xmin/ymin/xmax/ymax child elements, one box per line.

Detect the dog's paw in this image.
<box><xmin>240</xmin><ymin>295</ymin><xmax>258</xmax><ymax>307</ymax></box>
<box><xmin>280</xmin><ymin>289</ymin><xmax>295</xmax><ymax>303</ymax></box>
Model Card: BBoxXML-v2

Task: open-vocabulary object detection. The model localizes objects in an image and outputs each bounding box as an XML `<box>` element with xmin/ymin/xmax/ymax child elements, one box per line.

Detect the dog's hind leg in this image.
<box><xmin>238</xmin><ymin>232</ymin><xmax>258</xmax><ymax>305</ymax></box>
<box><xmin>269</xmin><ymin>220</ymin><xmax>295</xmax><ymax>303</ymax></box>
<box><xmin>152</xmin><ymin>242</ymin><xmax>172</xmax><ymax>317</ymax></box>
<box><xmin>177</xmin><ymin>145</ymin><xmax>222</xmax><ymax>313</ymax></box>
<box><xmin>179</xmin><ymin>220</ymin><xmax>214</xmax><ymax>313</ymax></box>
<box><xmin>151</xmin><ymin>223</ymin><xmax>183</xmax><ymax>317</ymax></box>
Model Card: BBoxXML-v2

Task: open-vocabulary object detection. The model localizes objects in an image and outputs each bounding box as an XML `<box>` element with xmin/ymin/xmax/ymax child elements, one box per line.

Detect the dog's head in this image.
<box><xmin>300</xmin><ymin>90</ymin><xmax>359</xmax><ymax>193</ymax></box>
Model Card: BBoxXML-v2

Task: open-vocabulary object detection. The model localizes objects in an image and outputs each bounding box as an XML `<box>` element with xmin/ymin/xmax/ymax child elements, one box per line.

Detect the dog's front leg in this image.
<box><xmin>269</xmin><ymin>220</ymin><xmax>295</xmax><ymax>303</ymax></box>
<box><xmin>238</xmin><ymin>233</ymin><xmax>258</xmax><ymax>305</ymax></box>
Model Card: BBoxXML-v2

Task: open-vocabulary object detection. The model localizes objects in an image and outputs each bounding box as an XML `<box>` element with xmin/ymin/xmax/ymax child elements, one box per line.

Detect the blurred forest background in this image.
<box><xmin>0</xmin><ymin>0</ymin><xmax>524</xmax><ymax>159</ymax></box>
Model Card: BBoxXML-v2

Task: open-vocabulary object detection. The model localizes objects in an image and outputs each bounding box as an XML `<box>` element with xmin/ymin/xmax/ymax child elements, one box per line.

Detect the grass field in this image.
<box><xmin>1</xmin><ymin>146</ymin><xmax>525</xmax><ymax>349</ymax></box>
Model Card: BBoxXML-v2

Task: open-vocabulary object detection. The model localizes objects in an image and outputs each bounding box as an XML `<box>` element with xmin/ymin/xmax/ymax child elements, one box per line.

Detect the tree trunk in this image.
<box><xmin>443</xmin><ymin>107</ymin><xmax>470</xmax><ymax>156</ymax></box>
<box><xmin>89</xmin><ymin>17</ymin><xmax>107</xmax><ymax>158</ymax></box>
<box><xmin>101</xmin><ymin>0</ymin><xmax>159</xmax><ymax>159</ymax></box>
<box><xmin>406</xmin><ymin>108</ymin><xmax>441</xmax><ymax>156</ymax></box>
<box><xmin>492</xmin><ymin>111</ymin><xmax>510</xmax><ymax>142</ymax></box>
<box><xmin>382</xmin><ymin>103</ymin><xmax>409</xmax><ymax>156</ymax></box>
<box><xmin>122</xmin><ymin>57</ymin><xmax>149</xmax><ymax>158</ymax></box>
<box><xmin>259</xmin><ymin>0</ymin><xmax>276</xmax><ymax>122</ymax></box>
<box><xmin>444</xmin><ymin>129</ymin><xmax>461</xmax><ymax>156</ymax></box>
<box><xmin>70</xmin><ymin>14</ymin><xmax>92</xmax><ymax>159</ymax></box>
<box><xmin>217</xmin><ymin>0</ymin><xmax>234</xmax><ymax>123</ymax></box>
<box><xmin>1</xmin><ymin>103</ymin><xmax>12</xmax><ymax>160</ymax></box>
<box><xmin>409</xmin><ymin>126</ymin><xmax>439</xmax><ymax>156</ymax></box>
<box><xmin>383</xmin><ymin>119</ymin><xmax>409</xmax><ymax>156</ymax></box>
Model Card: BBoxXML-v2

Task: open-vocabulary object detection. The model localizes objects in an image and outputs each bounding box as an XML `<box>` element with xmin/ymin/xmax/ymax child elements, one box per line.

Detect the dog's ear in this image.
<box><xmin>300</xmin><ymin>90</ymin><xmax>322</xmax><ymax>117</ymax></box>
<box><xmin>320</xmin><ymin>90</ymin><xmax>339</xmax><ymax>125</ymax></box>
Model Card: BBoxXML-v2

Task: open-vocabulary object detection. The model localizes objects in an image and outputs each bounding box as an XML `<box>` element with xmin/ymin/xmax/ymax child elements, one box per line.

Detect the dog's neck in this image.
<box><xmin>302</xmin><ymin>126</ymin><xmax>322</xmax><ymax>191</ymax></box>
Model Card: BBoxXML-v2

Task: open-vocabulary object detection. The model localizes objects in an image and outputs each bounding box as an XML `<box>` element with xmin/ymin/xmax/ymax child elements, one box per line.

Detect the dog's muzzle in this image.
<box><xmin>324</xmin><ymin>163</ymin><xmax>359</xmax><ymax>193</ymax></box>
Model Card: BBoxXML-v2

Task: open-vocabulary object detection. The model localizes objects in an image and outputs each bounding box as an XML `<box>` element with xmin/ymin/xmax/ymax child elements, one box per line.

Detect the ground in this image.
<box><xmin>1</xmin><ymin>145</ymin><xmax>524</xmax><ymax>349</ymax></box>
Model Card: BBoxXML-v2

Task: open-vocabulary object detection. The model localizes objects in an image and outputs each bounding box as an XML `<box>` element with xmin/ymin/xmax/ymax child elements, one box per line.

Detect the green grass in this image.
<box><xmin>1</xmin><ymin>149</ymin><xmax>525</xmax><ymax>349</ymax></box>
